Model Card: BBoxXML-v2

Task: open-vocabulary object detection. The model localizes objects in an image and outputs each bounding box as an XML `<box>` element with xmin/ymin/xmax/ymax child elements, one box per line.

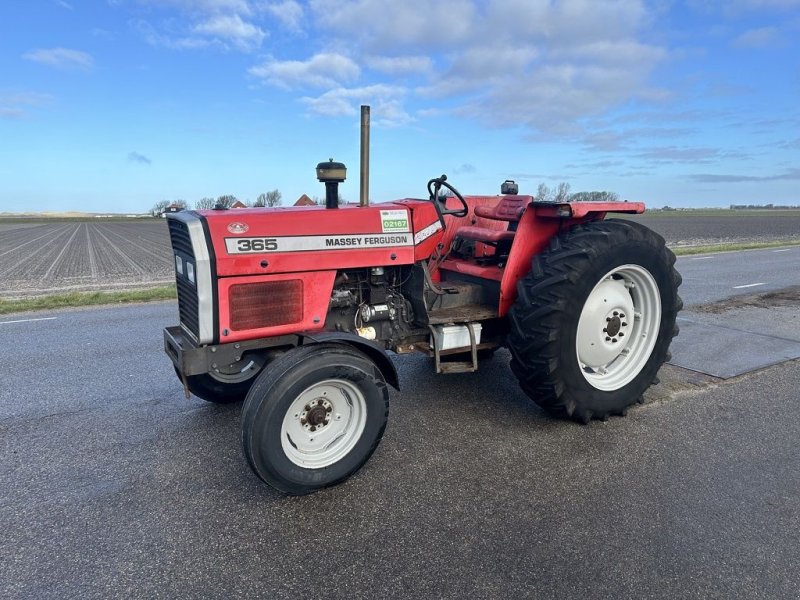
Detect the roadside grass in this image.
<box><xmin>0</xmin><ymin>286</ymin><xmax>176</xmax><ymax>315</ymax></box>
<box><xmin>671</xmin><ymin>239</ymin><xmax>800</xmax><ymax>256</ymax></box>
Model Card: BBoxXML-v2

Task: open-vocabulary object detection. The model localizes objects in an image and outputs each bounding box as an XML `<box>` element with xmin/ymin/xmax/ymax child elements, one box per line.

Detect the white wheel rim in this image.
<box><xmin>575</xmin><ymin>264</ymin><xmax>661</xmax><ymax>391</ymax></box>
<box><xmin>280</xmin><ymin>379</ymin><xmax>367</xmax><ymax>469</ymax></box>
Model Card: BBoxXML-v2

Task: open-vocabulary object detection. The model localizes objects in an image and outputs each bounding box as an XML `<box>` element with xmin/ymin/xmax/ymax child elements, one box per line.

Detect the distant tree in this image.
<box><xmin>534</xmin><ymin>182</ymin><xmax>621</xmax><ymax>204</ymax></box>
<box><xmin>195</xmin><ymin>197</ymin><xmax>216</xmax><ymax>210</ymax></box>
<box><xmin>568</xmin><ymin>191</ymin><xmax>620</xmax><ymax>202</ymax></box>
<box><xmin>254</xmin><ymin>189</ymin><xmax>282</xmax><ymax>207</ymax></box>
<box><xmin>216</xmin><ymin>195</ymin><xmax>237</xmax><ymax>208</ymax></box>
<box><xmin>535</xmin><ymin>183</ymin><xmax>551</xmax><ymax>202</ymax></box>
<box><xmin>554</xmin><ymin>182</ymin><xmax>572</xmax><ymax>203</ymax></box>
<box><xmin>150</xmin><ymin>200</ymin><xmax>170</xmax><ymax>217</ymax></box>
<box><xmin>172</xmin><ymin>199</ymin><xmax>188</xmax><ymax>210</ymax></box>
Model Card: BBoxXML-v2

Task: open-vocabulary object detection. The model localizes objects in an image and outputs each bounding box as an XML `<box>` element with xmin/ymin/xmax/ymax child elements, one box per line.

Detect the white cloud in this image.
<box><xmin>301</xmin><ymin>84</ymin><xmax>412</xmax><ymax>127</ymax></box>
<box><xmin>0</xmin><ymin>91</ymin><xmax>54</xmax><ymax>119</ymax></box>
<box><xmin>365</xmin><ymin>55</ymin><xmax>433</xmax><ymax>75</ymax></box>
<box><xmin>249</xmin><ymin>53</ymin><xmax>360</xmax><ymax>89</ymax></box>
<box><xmin>142</xmin><ymin>0</ymin><xmax>253</xmax><ymax>15</ymax></box>
<box><xmin>264</xmin><ymin>0</ymin><xmax>304</xmax><ymax>32</ymax></box>
<box><xmin>131</xmin><ymin>1</ymin><xmax>267</xmax><ymax>52</ymax></box>
<box><xmin>294</xmin><ymin>0</ymin><xmax>666</xmax><ymax>135</ymax></box>
<box><xmin>132</xmin><ymin>19</ymin><xmax>209</xmax><ymax>49</ymax></box>
<box><xmin>309</xmin><ymin>0</ymin><xmax>476</xmax><ymax>49</ymax></box>
<box><xmin>23</xmin><ymin>47</ymin><xmax>93</xmax><ymax>70</ymax></box>
<box><xmin>236</xmin><ymin>0</ymin><xmax>668</xmax><ymax>136</ymax></box>
<box><xmin>732</xmin><ymin>26</ymin><xmax>781</xmax><ymax>48</ymax></box>
<box><xmin>194</xmin><ymin>13</ymin><xmax>266</xmax><ymax>50</ymax></box>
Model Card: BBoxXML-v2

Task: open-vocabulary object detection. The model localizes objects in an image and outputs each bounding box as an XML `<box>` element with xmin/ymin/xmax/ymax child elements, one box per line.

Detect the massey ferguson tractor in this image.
<box><xmin>163</xmin><ymin>106</ymin><xmax>681</xmax><ymax>495</ymax></box>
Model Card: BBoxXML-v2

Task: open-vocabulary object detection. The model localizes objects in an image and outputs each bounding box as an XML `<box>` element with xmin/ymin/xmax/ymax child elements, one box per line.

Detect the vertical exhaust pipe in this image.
<box><xmin>360</xmin><ymin>105</ymin><xmax>370</xmax><ymax>207</ymax></box>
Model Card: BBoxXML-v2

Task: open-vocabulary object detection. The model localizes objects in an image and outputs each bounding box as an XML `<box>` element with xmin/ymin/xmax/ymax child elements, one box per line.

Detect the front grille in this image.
<box><xmin>167</xmin><ymin>218</ymin><xmax>200</xmax><ymax>340</ymax></box>
<box><xmin>229</xmin><ymin>280</ymin><xmax>303</xmax><ymax>331</ymax></box>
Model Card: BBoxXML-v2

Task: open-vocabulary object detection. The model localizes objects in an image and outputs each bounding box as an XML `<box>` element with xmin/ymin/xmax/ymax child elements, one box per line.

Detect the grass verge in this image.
<box><xmin>0</xmin><ymin>286</ymin><xmax>176</xmax><ymax>315</ymax></box>
<box><xmin>671</xmin><ymin>240</ymin><xmax>800</xmax><ymax>256</ymax></box>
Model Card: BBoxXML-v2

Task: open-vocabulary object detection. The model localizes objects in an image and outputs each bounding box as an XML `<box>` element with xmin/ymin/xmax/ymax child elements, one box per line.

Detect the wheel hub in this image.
<box><xmin>604</xmin><ymin>314</ymin><xmax>622</xmax><ymax>337</ymax></box>
<box><xmin>300</xmin><ymin>398</ymin><xmax>332</xmax><ymax>432</ymax></box>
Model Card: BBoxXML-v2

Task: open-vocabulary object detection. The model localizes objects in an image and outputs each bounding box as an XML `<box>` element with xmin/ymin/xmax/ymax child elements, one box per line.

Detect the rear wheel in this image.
<box><xmin>180</xmin><ymin>352</ymin><xmax>267</xmax><ymax>404</ymax></box>
<box><xmin>242</xmin><ymin>344</ymin><xmax>389</xmax><ymax>495</ymax></box>
<box><xmin>507</xmin><ymin>219</ymin><xmax>681</xmax><ymax>422</ymax></box>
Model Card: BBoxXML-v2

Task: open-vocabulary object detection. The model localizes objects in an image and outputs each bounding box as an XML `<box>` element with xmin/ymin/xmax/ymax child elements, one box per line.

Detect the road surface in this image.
<box><xmin>1</xmin><ymin>246</ymin><xmax>799</xmax><ymax>599</ymax></box>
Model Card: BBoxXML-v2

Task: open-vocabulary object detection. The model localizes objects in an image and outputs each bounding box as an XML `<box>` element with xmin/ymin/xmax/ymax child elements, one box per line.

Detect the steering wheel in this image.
<box><xmin>426</xmin><ymin>174</ymin><xmax>468</xmax><ymax>228</ymax></box>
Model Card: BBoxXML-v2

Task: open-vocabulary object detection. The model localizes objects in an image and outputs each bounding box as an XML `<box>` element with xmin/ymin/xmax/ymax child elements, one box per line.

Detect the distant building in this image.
<box><xmin>231</xmin><ymin>200</ymin><xmax>248</xmax><ymax>209</ymax></box>
<box><xmin>294</xmin><ymin>194</ymin><xmax>316</xmax><ymax>206</ymax></box>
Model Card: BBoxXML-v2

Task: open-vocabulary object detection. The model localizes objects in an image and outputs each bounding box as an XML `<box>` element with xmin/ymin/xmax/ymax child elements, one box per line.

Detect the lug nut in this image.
<box><xmin>325</xmin><ymin>406</ymin><xmax>332</xmax><ymax>412</ymax></box>
<box><xmin>304</xmin><ymin>404</ymin><xmax>311</xmax><ymax>412</ymax></box>
<box><xmin>606</xmin><ymin>317</ymin><xmax>612</xmax><ymax>322</ymax></box>
<box><xmin>612</xmin><ymin>338</ymin><xmax>618</xmax><ymax>343</ymax></box>
<box><xmin>622</xmin><ymin>322</ymin><xmax>628</xmax><ymax>327</ymax></box>
<box><xmin>300</xmin><ymin>418</ymin><xmax>307</xmax><ymax>425</ymax></box>
<box><xmin>317</xmin><ymin>399</ymin><xmax>324</xmax><ymax>406</ymax></box>
<box><xmin>619</xmin><ymin>332</ymin><xmax>624</xmax><ymax>337</ymax></box>
<box><xmin>605</xmin><ymin>336</ymin><xmax>611</xmax><ymax>341</ymax></box>
<box><xmin>613</xmin><ymin>311</ymin><xmax>619</xmax><ymax>316</ymax></box>
<box><xmin>310</xmin><ymin>426</ymin><xmax>316</xmax><ymax>432</ymax></box>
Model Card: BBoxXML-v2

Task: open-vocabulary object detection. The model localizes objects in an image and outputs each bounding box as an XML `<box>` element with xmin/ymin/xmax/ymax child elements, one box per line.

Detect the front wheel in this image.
<box><xmin>507</xmin><ymin>219</ymin><xmax>682</xmax><ymax>422</ymax></box>
<box><xmin>241</xmin><ymin>344</ymin><xmax>389</xmax><ymax>495</ymax></box>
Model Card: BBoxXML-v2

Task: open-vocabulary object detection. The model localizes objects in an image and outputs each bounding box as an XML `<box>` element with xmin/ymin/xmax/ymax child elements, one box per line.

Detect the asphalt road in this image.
<box><xmin>1</xmin><ymin>248</ymin><xmax>799</xmax><ymax>599</ymax></box>
<box><xmin>677</xmin><ymin>246</ymin><xmax>800</xmax><ymax>306</ymax></box>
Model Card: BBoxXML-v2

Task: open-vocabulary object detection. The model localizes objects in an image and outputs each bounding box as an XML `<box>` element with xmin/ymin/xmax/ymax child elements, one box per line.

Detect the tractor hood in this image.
<box><xmin>197</xmin><ymin>203</ymin><xmax>418</xmax><ymax>277</ymax></box>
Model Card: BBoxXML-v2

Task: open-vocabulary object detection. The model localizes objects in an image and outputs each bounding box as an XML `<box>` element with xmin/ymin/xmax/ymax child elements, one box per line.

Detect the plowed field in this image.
<box><xmin>0</xmin><ymin>220</ymin><xmax>172</xmax><ymax>297</ymax></box>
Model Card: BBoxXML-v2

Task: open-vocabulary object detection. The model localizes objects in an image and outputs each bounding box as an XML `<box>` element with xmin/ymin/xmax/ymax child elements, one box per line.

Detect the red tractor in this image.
<box><xmin>164</xmin><ymin>108</ymin><xmax>681</xmax><ymax>495</ymax></box>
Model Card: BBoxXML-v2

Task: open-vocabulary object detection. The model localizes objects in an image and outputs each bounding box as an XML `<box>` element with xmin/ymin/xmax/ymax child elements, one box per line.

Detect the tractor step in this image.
<box><xmin>428</xmin><ymin>322</ymin><xmax>480</xmax><ymax>374</ymax></box>
<box><xmin>428</xmin><ymin>304</ymin><xmax>498</xmax><ymax>324</ymax></box>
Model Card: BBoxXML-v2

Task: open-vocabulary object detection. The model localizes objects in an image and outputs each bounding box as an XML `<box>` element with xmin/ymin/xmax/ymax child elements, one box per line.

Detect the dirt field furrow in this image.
<box><xmin>100</xmin><ymin>222</ymin><xmax>173</xmax><ymax>268</ymax></box>
<box><xmin>0</xmin><ymin>223</ymin><xmax>72</xmax><ymax>260</ymax></box>
<box><xmin>86</xmin><ymin>223</ymin><xmax>98</xmax><ymax>279</ymax></box>
<box><xmin>0</xmin><ymin>224</ymin><xmax>77</xmax><ymax>280</ymax></box>
<box><xmin>90</xmin><ymin>226</ymin><xmax>149</xmax><ymax>277</ymax></box>
<box><xmin>41</xmin><ymin>223</ymin><xmax>84</xmax><ymax>281</ymax></box>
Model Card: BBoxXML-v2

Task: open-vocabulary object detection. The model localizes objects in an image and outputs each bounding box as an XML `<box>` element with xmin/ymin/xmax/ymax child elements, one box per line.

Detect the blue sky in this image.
<box><xmin>1</xmin><ymin>0</ymin><xmax>799</xmax><ymax>212</ymax></box>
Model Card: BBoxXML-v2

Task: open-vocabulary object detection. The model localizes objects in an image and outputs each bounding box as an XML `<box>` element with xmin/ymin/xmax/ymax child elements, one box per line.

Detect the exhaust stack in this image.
<box><xmin>360</xmin><ymin>105</ymin><xmax>370</xmax><ymax>207</ymax></box>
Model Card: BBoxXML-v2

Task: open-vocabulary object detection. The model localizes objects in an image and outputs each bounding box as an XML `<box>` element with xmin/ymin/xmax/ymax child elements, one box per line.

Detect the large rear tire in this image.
<box><xmin>507</xmin><ymin>219</ymin><xmax>682</xmax><ymax>422</ymax></box>
<box><xmin>242</xmin><ymin>344</ymin><xmax>389</xmax><ymax>495</ymax></box>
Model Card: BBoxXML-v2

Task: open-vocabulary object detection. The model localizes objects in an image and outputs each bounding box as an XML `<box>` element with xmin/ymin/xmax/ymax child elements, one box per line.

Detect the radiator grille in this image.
<box><xmin>229</xmin><ymin>280</ymin><xmax>303</xmax><ymax>331</ymax></box>
<box><xmin>167</xmin><ymin>219</ymin><xmax>200</xmax><ymax>339</ymax></box>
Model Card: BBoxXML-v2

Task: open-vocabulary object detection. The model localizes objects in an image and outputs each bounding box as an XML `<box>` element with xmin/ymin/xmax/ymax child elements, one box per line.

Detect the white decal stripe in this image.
<box><xmin>225</xmin><ymin>234</ymin><xmax>413</xmax><ymax>254</ymax></box>
<box><xmin>414</xmin><ymin>221</ymin><xmax>443</xmax><ymax>245</ymax></box>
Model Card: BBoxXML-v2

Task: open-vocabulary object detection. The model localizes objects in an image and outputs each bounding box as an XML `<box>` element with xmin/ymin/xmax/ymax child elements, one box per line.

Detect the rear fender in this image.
<box><xmin>299</xmin><ymin>332</ymin><xmax>400</xmax><ymax>390</ymax></box>
<box><xmin>498</xmin><ymin>200</ymin><xmax>646</xmax><ymax>316</ymax></box>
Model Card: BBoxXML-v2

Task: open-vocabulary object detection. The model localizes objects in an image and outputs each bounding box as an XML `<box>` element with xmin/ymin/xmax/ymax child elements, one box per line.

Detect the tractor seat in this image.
<box><xmin>456</xmin><ymin>195</ymin><xmax>528</xmax><ymax>244</ymax></box>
